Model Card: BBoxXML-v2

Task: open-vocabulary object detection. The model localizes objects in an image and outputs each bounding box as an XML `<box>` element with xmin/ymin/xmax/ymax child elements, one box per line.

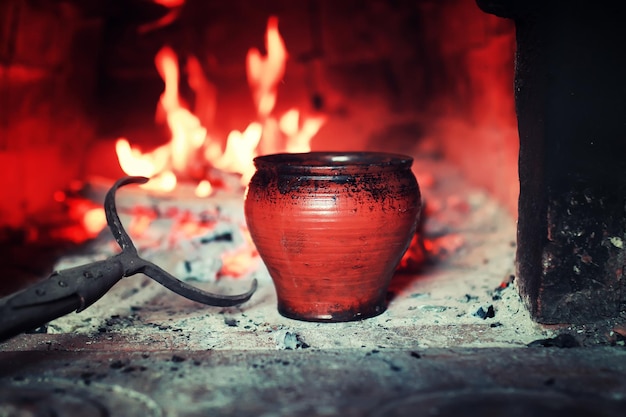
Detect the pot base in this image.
<box><xmin>277</xmin><ymin>300</ymin><xmax>387</xmax><ymax>323</ymax></box>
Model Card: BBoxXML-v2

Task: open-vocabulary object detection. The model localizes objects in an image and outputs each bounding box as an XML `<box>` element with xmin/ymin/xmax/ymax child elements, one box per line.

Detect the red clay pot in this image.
<box><xmin>244</xmin><ymin>152</ymin><xmax>421</xmax><ymax>322</ymax></box>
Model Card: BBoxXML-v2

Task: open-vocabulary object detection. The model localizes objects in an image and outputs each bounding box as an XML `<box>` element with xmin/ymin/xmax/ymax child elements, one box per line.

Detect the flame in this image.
<box><xmin>155</xmin><ymin>46</ymin><xmax>182</xmax><ymax>115</ymax></box>
<box><xmin>212</xmin><ymin>122</ymin><xmax>263</xmax><ymax>183</ymax></box>
<box><xmin>115</xmin><ymin>138</ymin><xmax>169</xmax><ymax>177</ymax></box>
<box><xmin>67</xmin><ymin>16</ymin><xmax>327</xmax><ymax>256</ymax></box>
<box><xmin>115</xmin><ymin>46</ymin><xmax>207</xmax><ymax>189</ymax></box>
<box><xmin>246</xmin><ymin>16</ymin><xmax>287</xmax><ymax>119</ymax></box>
<box><xmin>280</xmin><ymin>109</ymin><xmax>326</xmax><ymax>153</ymax></box>
<box><xmin>116</xmin><ymin>16</ymin><xmax>325</xmax><ymax>196</ymax></box>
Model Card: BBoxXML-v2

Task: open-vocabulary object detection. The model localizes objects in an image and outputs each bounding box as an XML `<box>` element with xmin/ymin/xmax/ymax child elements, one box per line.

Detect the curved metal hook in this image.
<box><xmin>105</xmin><ymin>176</ymin><xmax>147</xmax><ymax>255</ymax></box>
<box><xmin>107</xmin><ymin>176</ymin><xmax>257</xmax><ymax>307</ymax></box>
<box><xmin>139</xmin><ymin>261</ymin><xmax>257</xmax><ymax>307</ymax></box>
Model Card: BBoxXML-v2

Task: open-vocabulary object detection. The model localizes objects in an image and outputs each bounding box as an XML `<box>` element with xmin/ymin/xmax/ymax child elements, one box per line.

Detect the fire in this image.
<box><xmin>114</xmin><ymin>138</ymin><xmax>169</xmax><ymax>178</ymax></box>
<box><xmin>246</xmin><ymin>16</ymin><xmax>287</xmax><ymax>119</ymax></box>
<box><xmin>100</xmin><ymin>16</ymin><xmax>326</xmax><ymax>279</ymax></box>
<box><xmin>213</xmin><ymin>122</ymin><xmax>263</xmax><ymax>183</ymax></box>
<box><xmin>280</xmin><ymin>109</ymin><xmax>326</xmax><ymax>153</ymax></box>
<box><xmin>115</xmin><ymin>16</ymin><xmax>325</xmax><ymax>196</ymax></box>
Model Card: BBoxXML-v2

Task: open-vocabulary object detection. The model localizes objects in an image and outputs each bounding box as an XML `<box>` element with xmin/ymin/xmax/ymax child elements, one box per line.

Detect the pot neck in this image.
<box><xmin>253</xmin><ymin>152</ymin><xmax>413</xmax><ymax>175</ymax></box>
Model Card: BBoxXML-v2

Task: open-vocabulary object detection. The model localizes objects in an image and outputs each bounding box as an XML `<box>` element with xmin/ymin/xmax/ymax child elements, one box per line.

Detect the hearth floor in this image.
<box><xmin>1</xmin><ymin>347</ymin><xmax>625</xmax><ymax>416</ymax></box>
<box><xmin>2</xmin><ymin>157</ymin><xmax>625</xmax><ymax>415</ymax></box>
<box><xmin>4</xmin><ymin>157</ymin><xmax>549</xmax><ymax>351</ymax></box>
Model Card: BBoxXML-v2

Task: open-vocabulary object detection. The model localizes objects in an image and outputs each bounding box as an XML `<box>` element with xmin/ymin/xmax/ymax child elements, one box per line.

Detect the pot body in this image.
<box><xmin>245</xmin><ymin>152</ymin><xmax>421</xmax><ymax>322</ymax></box>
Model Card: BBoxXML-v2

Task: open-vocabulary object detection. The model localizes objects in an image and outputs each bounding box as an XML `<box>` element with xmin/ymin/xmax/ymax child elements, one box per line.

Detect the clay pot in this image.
<box><xmin>244</xmin><ymin>152</ymin><xmax>421</xmax><ymax>322</ymax></box>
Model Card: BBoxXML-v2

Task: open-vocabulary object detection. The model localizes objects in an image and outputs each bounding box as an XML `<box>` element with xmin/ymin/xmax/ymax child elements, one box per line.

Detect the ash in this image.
<box><xmin>44</xmin><ymin>157</ymin><xmax>551</xmax><ymax>349</ymax></box>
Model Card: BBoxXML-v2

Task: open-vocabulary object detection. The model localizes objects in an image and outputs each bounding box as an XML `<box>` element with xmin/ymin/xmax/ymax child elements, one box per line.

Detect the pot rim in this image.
<box><xmin>253</xmin><ymin>151</ymin><xmax>413</xmax><ymax>172</ymax></box>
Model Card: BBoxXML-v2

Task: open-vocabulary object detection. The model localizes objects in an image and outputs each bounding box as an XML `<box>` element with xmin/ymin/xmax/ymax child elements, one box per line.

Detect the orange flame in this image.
<box><xmin>280</xmin><ymin>109</ymin><xmax>326</xmax><ymax>153</ymax></box>
<box><xmin>246</xmin><ymin>16</ymin><xmax>287</xmax><ymax>119</ymax></box>
<box><xmin>213</xmin><ymin>122</ymin><xmax>263</xmax><ymax>183</ymax></box>
<box><xmin>115</xmin><ymin>16</ymin><xmax>325</xmax><ymax>197</ymax></box>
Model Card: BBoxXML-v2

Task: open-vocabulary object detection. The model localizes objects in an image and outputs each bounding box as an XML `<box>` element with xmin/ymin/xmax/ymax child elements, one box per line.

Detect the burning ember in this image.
<box><xmin>115</xmin><ymin>16</ymin><xmax>325</xmax><ymax>196</ymax></box>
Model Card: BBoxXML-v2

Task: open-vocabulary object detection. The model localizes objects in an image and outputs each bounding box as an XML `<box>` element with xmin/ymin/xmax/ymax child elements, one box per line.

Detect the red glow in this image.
<box><xmin>153</xmin><ymin>0</ymin><xmax>185</xmax><ymax>7</ymax></box>
<box><xmin>53</xmin><ymin>191</ymin><xmax>66</xmax><ymax>203</ymax></box>
<box><xmin>129</xmin><ymin>208</ymin><xmax>159</xmax><ymax>238</ymax></box>
<box><xmin>171</xmin><ymin>212</ymin><xmax>216</xmax><ymax>241</ymax></box>
<box><xmin>398</xmin><ymin>233</ymin><xmax>426</xmax><ymax>272</ymax></box>
<box><xmin>220</xmin><ymin>247</ymin><xmax>259</xmax><ymax>278</ymax></box>
<box><xmin>48</xmin><ymin>197</ymin><xmax>108</xmax><ymax>244</ymax></box>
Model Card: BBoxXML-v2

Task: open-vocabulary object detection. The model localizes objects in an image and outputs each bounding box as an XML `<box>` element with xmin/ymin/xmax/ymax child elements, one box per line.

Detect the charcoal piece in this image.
<box><xmin>200</xmin><ymin>232</ymin><xmax>233</xmax><ymax>244</ymax></box>
<box><xmin>274</xmin><ymin>330</ymin><xmax>309</xmax><ymax>350</ymax></box>
<box><xmin>463</xmin><ymin>294</ymin><xmax>478</xmax><ymax>303</ymax></box>
<box><xmin>224</xmin><ymin>317</ymin><xmax>238</xmax><ymax>327</ymax></box>
<box><xmin>110</xmin><ymin>360</ymin><xmax>125</xmax><ymax>369</ymax></box>
<box><xmin>474</xmin><ymin>305</ymin><xmax>495</xmax><ymax>320</ymax></box>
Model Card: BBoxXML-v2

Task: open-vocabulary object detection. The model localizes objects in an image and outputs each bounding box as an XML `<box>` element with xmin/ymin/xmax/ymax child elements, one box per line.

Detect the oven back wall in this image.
<box><xmin>0</xmin><ymin>0</ymin><xmax>518</xmax><ymax>228</ymax></box>
<box><xmin>0</xmin><ymin>0</ymin><xmax>101</xmax><ymax>227</ymax></box>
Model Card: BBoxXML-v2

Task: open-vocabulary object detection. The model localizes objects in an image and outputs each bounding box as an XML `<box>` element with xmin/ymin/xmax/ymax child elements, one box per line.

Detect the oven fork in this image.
<box><xmin>0</xmin><ymin>176</ymin><xmax>257</xmax><ymax>343</ymax></box>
